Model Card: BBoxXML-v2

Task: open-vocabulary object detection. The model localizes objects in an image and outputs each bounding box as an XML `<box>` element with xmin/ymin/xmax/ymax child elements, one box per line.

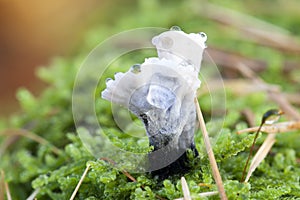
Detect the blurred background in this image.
<box><xmin>1</xmin><ymin>0</ymin><xmax>300</xmax><ymax>117</ymax></box>
<box><xmin>0</xmin><ymin>1</ymin><xmax>300</xmax><ymax>199</ymax></box>
<box><xmin>0</xmin><ymin>0</ymin><xmax>127</xmax><ymax>115</ymax></box>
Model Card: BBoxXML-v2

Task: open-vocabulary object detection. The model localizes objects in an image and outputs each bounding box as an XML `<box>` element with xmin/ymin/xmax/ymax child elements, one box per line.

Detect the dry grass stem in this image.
<box><xmin>237</xmin><ymin>121</ymin><xmax>300</xmax><ymax>134</ymax></box>
<box><xmin>99</xmin><ymin>159</ymin><xmax>166</xmax><ymax>200</ymax></box>
<box><xmin>205</xmin><ymin>47</ymin><xmax>299</xmax><ymax>74</ymax></box>
<box><xmin>0</xmin><ymin>129</ymin><xmax>62</xmax><ymax>155</ymax></box>
<box><xmin>245</xmin><ymin>134</ymin><xmax>276</xmax><ymax>182</ymax></box>
<box><xmin>284</xmin><ymin>93</ymin><xmax>300</xmax><ymax>106</ymax></box>
<box><xmin>0</xmin><ymin>136</ymin><xmax>19</xmax><ymax>157</ymax></box>
<box><xmin>0</xmin><ymin>171</ymin><xmax>4</xmax><ymax>200</ymax></box>
<box><xmin>26</xmin><ymin>189</ymin><xmax>40</xmax><ymax>200</ymax></box>
<box><xmin>180</xmin><ymin>177</ymin><xmax>191</xmax><ymax>200</ymax></box>
<box><xmin>175</xmin><ymin>191</ymin><xmax>219</xmax><ymax>200</ymax></box>
<box><xmin>199</xmin><ymin>79</ymin><xmax>299</xmax><ymax>109</ymax></box>
<box><xmin>241</xmin><ymin>109</ymin><xmax>256</xmax><ymax>127</ymax></box>
<box><xmin>194</xmin><ymin>98</ymin><xmax>227</xmax><ymax>200</ymax></box>
<box><xmin>0</xmin><ymin>171</ymin><xmax>11</xmax><ymax>200</ymax></box>
<box><xmin>70</xmin><ymin>164</ymin><xmax>91</xmax><ymax>200</ymax></box>
<box><xmin>198</xmin><ymin>79</ymin><xmax>279</xmax><ymax>97</ymax></box>
<box><xmin>4</xmin><ymin>182</ymin><xmax>11</xmax><ymax>200</ymax></box>
<box><xmin>198</xmin><ymin>191</ymin><xmax>219</xmax><ymax>197</ymax></box>
<box><xmin>241</xmin><ymin>28</ymin><xmax>300</xmax><ymax>54</ymax></box>
<box><xmin>100</xmin><ymin>158</ymin><xmax>137</xmax><ymax>182</ymax></box>
<box><xmin>195</xmin><ymin>3</ymin><xmax>300</xmax><ymax>54</ymax></box>
<box><xmin>99</xmin><ymin>159</ymin><xmax>167</xmax><ymax>200</ymax></box>
<box><xmin>236</xmin><ymin>63</ymin><xmax>300</xmax><ymax>120</ymax></box>
<box><xmin>206</xmin><ymin>47</ymin><xmax>267</xmax><ymax>72</ymax></box>
<box><xmin>122</xmin><ymin>170</ymin><xmax>137</xmax><ymax>182</ymax></box>
<box><xmin>201</xmin><ymin>3</ymin><xmax>290</xmax><ymax>34</ymax></box>
<box><xmin>267</xmin><ymin>91</ymin><xmax>300</xmax><ymax>120</ymax></box>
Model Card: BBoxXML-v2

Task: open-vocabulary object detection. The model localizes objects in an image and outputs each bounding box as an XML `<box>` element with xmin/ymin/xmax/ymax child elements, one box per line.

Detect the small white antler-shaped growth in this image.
<box><xmin>102</xmin><ymin>28</ymin><xmax>206</xmax><ymax>108</ymax></box>
<box><xmin>101</xmin><ymin>27</ymin><xmax>207</xmax><ymax>177</ymax></box>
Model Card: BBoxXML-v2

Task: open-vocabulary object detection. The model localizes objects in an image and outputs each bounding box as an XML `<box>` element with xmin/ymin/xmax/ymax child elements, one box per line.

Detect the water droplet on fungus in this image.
<box><xmin>170</xmin><ymin>26</ymin><xmax>181</xmax><ymax>31</ymax></box>
<box><xmin>130</xmin><ymin>64</ymin><xmax>141</xmax><ymax>74</ymax></box>
<box><xmin>199</xmin><ymin>32</ymin><xmax>207</xmax><ymax>41</ymax></box>
<box><xmin>106</xmin><ymin>78</ymin><xmax>112</xmax><ymax>83</ymax></box>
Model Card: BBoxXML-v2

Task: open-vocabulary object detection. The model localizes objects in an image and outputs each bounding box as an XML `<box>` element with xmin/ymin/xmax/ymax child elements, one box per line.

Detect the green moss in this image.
<box><xmin>1</xmin><ymin>0</ymin><xmax>300</xmax><ymax>199</ymax></box>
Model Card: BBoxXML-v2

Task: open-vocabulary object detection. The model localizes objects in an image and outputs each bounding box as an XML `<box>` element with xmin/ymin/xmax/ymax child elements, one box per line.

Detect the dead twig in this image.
<box><xmin>245</xmin><ymin>134</ymin><xmax>276</xmax><ymax>182</ymax></box>
<box><xmin>237</xmin><ymin>121</ymin><xmax>300</xmax><ymax>134</ymax></box>
<box><xmin>267</xmin><ymin>91</ymin><xmax>300</xmax><ymax>121</ymax></box>
<box><xmin>4</xmin><ymin>180</ymin><xmax>11</xmax><ymax>200</ymax></box>
<box><xmin>197</xmin><ymin>79</ymin><xmax>280</xmax><ymax>98</ymax></box>
<box><xmin>181</xmin><ymin>177</ymin><xmax>191</xmax><ymax>200</ymax></box>
<box><xmin>0</xmin><ymin>170</ymin><xmax>4</xmax><ymax>200</ymax></box>
<box><xmin>100</xmin><ymin>157</ymin><xmax>137</xmax><ymax>182</ymax></box>
<box><xmin>241</xmin><ymin>109</ymin><xmax>256</xmax><ymax>127</ymax></box>
<box><xmin>194</xmin><ymin>2</ymin><xmax>300</xmax><ymax>54</ymax></box>
<box><xmin>195</xmin><ymin>98</ymin><xmax>227</xmax><ymax>200</ymax></box>
<box><xmin>206</xmin><ymin>47</ymin><xmax>300</xmax><ymax>75</ymax></box>
<box><xmin>26</xmin><ymin>188</ymin><xmax>40</xmax><ymax>200</ymax></box>
<box><xmin>199</xmin><ymin>79</ymin><xmax>300</xmax><ymax>108</ymax></box>
<box><xmin>70</xmin><ymin>164</ymin><xmax>91</xmax><ymax>200</ymax></box>
<box><xmin>206</xmin><ymin>47</ymin><xmax>267</xmax><ymax>73</ymax></box>
<box><xmin>241</xmin><ymin>109</ymin><xmax>282</xmax><ymax>182</ymax></box>
<box><xmin>0</xmin><ymin>170</ymin><xmax>11</xmax><ymax>200</ymax></box>
<box><xmin>0</xmin><ymin>129</ymin><xmax>62</xmax><ymax>155</ymax></box>
<box><xmin>236</xmin><ymin>63</ymin><xmax>300</xmax><ymax>121</ymax></box>
<box><xmin>198</xmin><ymin>191</ymin><xmax>219</xmax><ymax>197</ymax></box>
<box><xmin>240</xmin><ymin>117</ymin><xmax>263</xmax><ymax>182</ymax></box>
<box><xmin>0</xmin><ymin>136</ymin><xmax>19</xmax><ymax>157</ymax></box>
<box><xmin>175</xmin><ymin>191</ymin><xmax>219</xmax><ymax>200</ymax></box>
<box><xmin>284</xmin><ymin>93</ymin><xmax>300</xmax><ymax>106</ymax></box>
<box><xmin>100</xmin><ymin>158</ymin><xmax>166</xmax><ymax>200</ymax></box>
<box><xmin>122</xmin><ymin>170</ymin><xmax>137</xmax><ymax>183</ymax></box>
<box><xmin>70</xmin><ymin>159</ymin><xmax>142</xmax><ymax>200</ymax></box>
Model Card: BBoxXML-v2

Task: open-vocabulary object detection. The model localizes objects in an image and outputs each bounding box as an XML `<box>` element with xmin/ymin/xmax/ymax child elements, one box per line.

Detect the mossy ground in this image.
<box><xmin>1</xmin><ymin>0</ymin><xmax>300</xmax><ymax>199</ymax></box>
